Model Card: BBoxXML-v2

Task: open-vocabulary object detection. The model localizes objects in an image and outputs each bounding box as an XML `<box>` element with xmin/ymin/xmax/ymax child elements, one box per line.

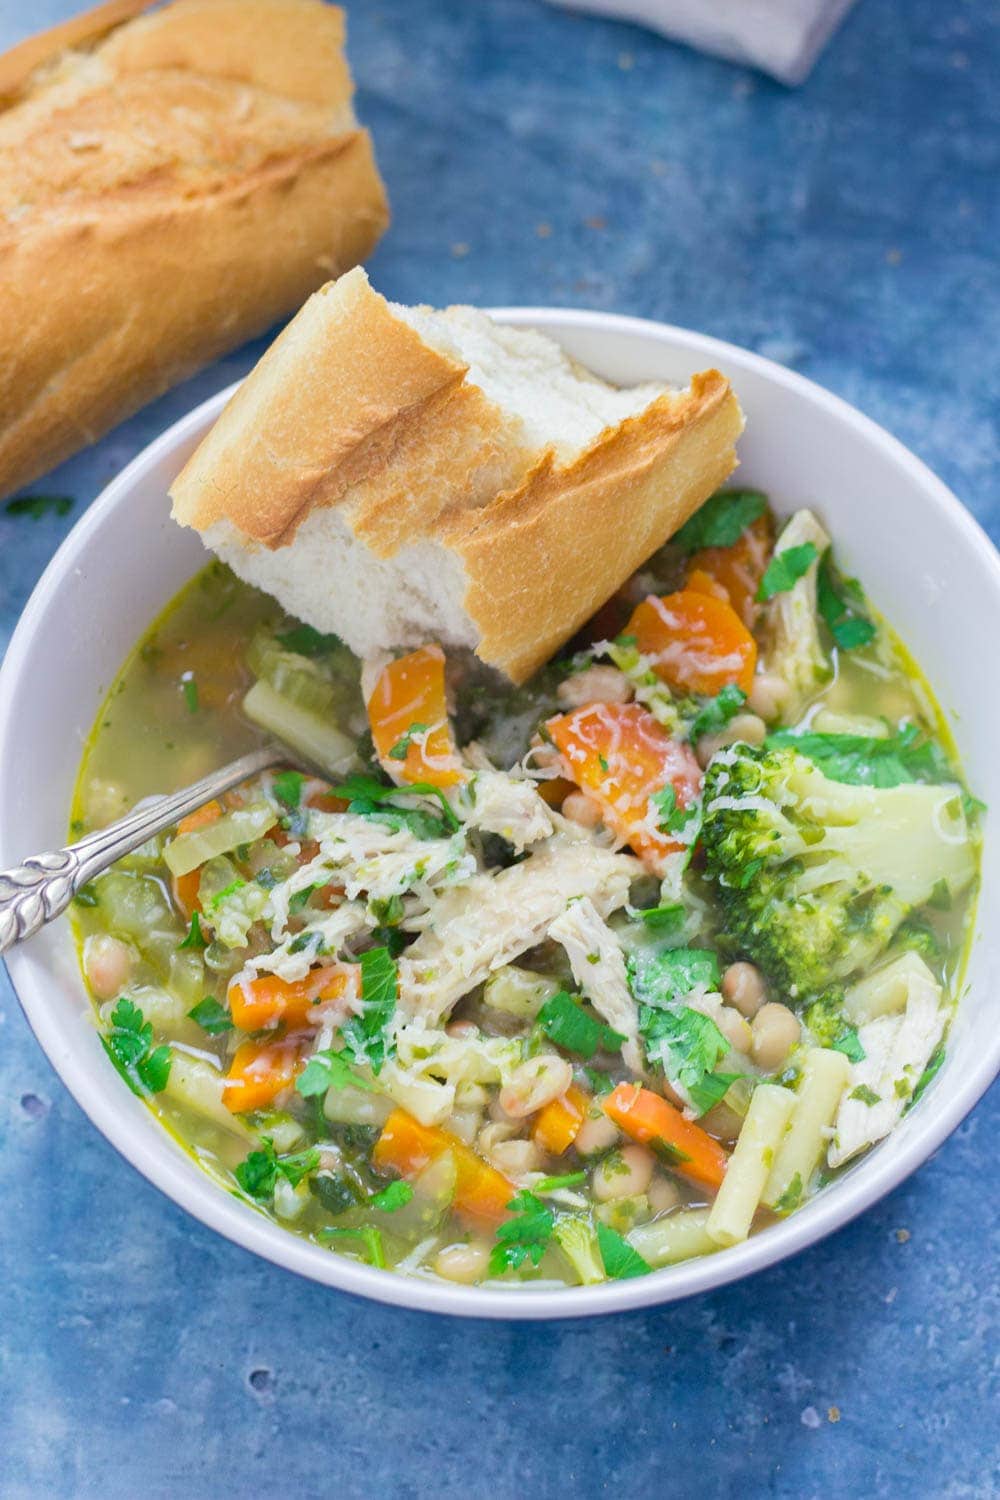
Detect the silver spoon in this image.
<box><xmin>0</xmin><ymin>742</ymin><xmax>296</xmax><ymax>955</ymax></box>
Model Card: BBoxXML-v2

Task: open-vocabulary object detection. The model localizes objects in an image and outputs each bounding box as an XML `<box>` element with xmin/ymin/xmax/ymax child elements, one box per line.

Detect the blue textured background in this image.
<box><xmin>1</xmin><ymin>2</ymin><xmax>998</xmax><ymax>1495</ymax></box>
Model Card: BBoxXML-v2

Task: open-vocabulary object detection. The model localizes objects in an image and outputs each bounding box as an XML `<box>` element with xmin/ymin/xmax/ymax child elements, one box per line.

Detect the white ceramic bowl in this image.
<box><xmin>2</xmin><ymin>310</ymin><xmax>998</xmax><ymax>1320</ymax></box>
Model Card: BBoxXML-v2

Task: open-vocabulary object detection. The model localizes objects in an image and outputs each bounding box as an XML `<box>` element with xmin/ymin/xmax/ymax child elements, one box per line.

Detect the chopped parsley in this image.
<box><xmin>639</xmin><ymin>1004</ymin><xmax>737</xmax><ymax>1115</ymax></box>
<box><xmin>628</xmin><ymin>947</ymin><xmax>721</xmax><ymax>1006</ymax></box>
<box><xmin>756</xmin><ymin>542</ymin><xmax>818</xmax><ymax>601</ymax></box>
<box><xmin>235</xmin><ymin>1139</ymin><xmax>320</xmax><ymax>1199</ymax></box>
<box><xmin>288</xmin><ymin>884</ymin><xmax>318</xmax><ymax>915</ymax></box>
<box><xmin>369</xmin><ymin>1181</ymin><xmax>414</xmax><ymax>1212</ymax></box>
<box><xmin>850</xmin><ymin>1084</ymin><xmax>882</xmax><ymax>1107</ymax></box>
<box><xmin>273</xmin><ymin>769</ymin><xmax>305</xmax><ymax>809</ymax></box>
<box><xmin>909</xmin><ymin>1046</ymin><xmax>945</xmax><ymax>1108</ymax></box>
<box><xmin>772</xmin><ymin>1172</ymin><xmax>804</xmax><ymax>1215</ymax></box>
<box><xmin>329</xmin><ymin>773</ymin><xmax>459</xmax><ymax>840</ymax></box>
<box><xmin>296</xmin><ymin>1048</ymin><xmax>377</xmax><ymax>1098</ymax></box>
<box><xmin>673</xmin><ymin>489</ymin><xmax>768</xmax><ymax>552</ymax></box>
<box><xmin>766</xmin><ymin>722</ymin><xmax>953</xmax><ymax>789</ymax></box>
<box><xmin>187</xmin><ymin>996</ymin><xmax>233</xmax><ymax>1034</ymax></box>
<box><xmin>688</xmin><ymin>684</ymin><xmax>746</xmax><ymax>744</ymax></box>
<box><xmin>388</xmin><ymin>722</ymin><xmax>429</xmax><ymax>760</ymax></box>
<box><xmin>100</xmin><ymin>998</ymin><xmax>171</xmax><ymax>1097</ymax></box>
<box><xmin>339</xmin><ymin>947</ymin><xmax>398</xmax><ymax>1074</ymax></box>
<box><xmin>533</xmin><ymin>1171</ymin><xmax>587</xmax><ymax>1194</ymax></box>
<box><xmin>275</xmin><ymin>624</ymin><xmax>343</xmax><ymax>657</ymax></box>
<box><xmin>5</xmin><ymin>493</ymin><xmax>73</xmax><ymax>521</ymax></box>
<box><xmin>319</xmin><ymin>1225</ymin><xmax>386</xmax><ymax>1267</ymax></box>
<box><xmin>596</xmin><ymin>1223</ymin><xmax>651</xmax><ymax>1279</ymax></box>
<box><xmin>817</xmin><ymin>550</ymin><xmax>877</xmax><ymax>651</ymax></box>
<box><xmin>489</xmin><ymin>1190</ymin><xmax>554</xmax><ymax>1275</ymax></box>
<box><xmin>73</xmin><ymin>882</ymin><xmax>100</xmax><ymax>909</ymax></box>
<box><xmin>638</xmin><ymin>903</ymin><xmax>686</xmax><ymax>933</ymax></box>
<box><xmin>537</xmin><ymin>991</ymin><xmax>625</xmax><ymax>1059</ymax></box>
<box><xmin>177</xmin><ymin>911</ymin><xmax>206</xmax><ymax>950</ymax></box>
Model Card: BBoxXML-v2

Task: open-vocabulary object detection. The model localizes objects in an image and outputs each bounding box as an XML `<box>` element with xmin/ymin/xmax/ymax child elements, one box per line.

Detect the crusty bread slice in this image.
<box><xmin>0</xmin><ymin>0</ymin><xmax>388</xmax><ymax>499</ymax></box>
<box><xmin>170</xmin><ymin>269</ymin><xmax>744</xmax><ymax>682</ymax></box>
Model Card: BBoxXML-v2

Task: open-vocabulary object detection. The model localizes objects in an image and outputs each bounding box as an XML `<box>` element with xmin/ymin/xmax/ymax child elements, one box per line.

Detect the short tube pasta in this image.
<box><xmin>762</xmin><ymin>1048</ymin><xmax>851</xmax><ymax>1213</ymax></box>
<box><xmin>706</xmin><ymin>1084</ymin><xmax>796</xmax><ymax>1247</ymax></box>
<box><xmin>626</xmin><ymin>1209</ymin><xmax>719</xmax><ymax>1267</ymax></box>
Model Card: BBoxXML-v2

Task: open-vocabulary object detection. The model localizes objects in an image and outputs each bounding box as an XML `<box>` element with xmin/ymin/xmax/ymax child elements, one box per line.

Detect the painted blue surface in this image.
<box><xmin>1</xmin><ymin>1</ymin><xmax>998</xmax><ymax>1495</ymax></box>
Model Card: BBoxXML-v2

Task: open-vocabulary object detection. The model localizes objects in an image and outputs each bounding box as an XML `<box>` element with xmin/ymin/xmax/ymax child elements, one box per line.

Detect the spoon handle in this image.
<box><xmin>0</xmin><ymin>743</ymin><xmax>283</xmax><ymax>956</ymax></box>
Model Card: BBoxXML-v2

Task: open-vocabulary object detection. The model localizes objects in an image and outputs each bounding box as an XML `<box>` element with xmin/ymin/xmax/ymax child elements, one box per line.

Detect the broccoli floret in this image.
<box><xmin>701</xmin><ymin>743</ymin><xmax>976</xmax><ymax>1000</ymax></box>
<box><xmin>552</xmin><ymin>1215</ymin><xmax>605</xmax><ymax>1285</ymax></box>
<box><xmin>760</xmin><ymin>510</ymin><xmax>832</xmax><ymax>719</ymax></box>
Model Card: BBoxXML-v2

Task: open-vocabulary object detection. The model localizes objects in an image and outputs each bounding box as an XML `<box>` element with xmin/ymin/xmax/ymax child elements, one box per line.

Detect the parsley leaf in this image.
<box><xmin>273</xmin><ymin>769</ymin><xmax>305</xmax><ymax>809</ymax></box>
<box><xmin>673</xmin><ymin>489</ymin><xmax>768</xmax><ymax>552</ymax></box>
<box><xmin>909</xmin><ymin>1045</ymin><xmax>944</xmax><ymax>1108</ymax></box>
<box><xmin>296</xmin><ymin>1048</ymin><xmax>377</xmax><ymax>1098</ymax></box>
<box><xmin>177</xmin><ymin>911</ymin><xmax>206</xmax><ymax>950</ymax></box>
<box><xmin>235</xmin><ymin>1139</ymin><xmax>320</xmax><ymax>1199</ymax></box>
<box><xmin>489</xmin><ymin>1190</ymin><xmax>554</xmax><ymax>1275</ymax></box>
<box><xmin>328</xmin><ymin>773</ymin><xmax>460</xmax><ymax>839</ymax></box>
<box><xmin>73</xmin><ymin>882</ymin><xmax>100</xmax><ymax>909</ymax></box>
<box><xmin>187</xmin><ymin>996</ymin><xmax>233</xmax><ymax>1034</ymax></box>
<box><xmin>688</xmin><ymin>684</ymin><xmax>746</xmax><ymax>744</ymax></box>
<box><xmin>596</xmin><ymin>1222</ymin><xmax>651</xmax><ymax>1280</ymax></box>
<box><xmin>369</xmin><ymin>1181</ymin><xmax>414</xmax><ymax>1212</ymax></box>
<box><xmin>766</xmin><ymin>722</ymin><xmax>954</xmax><ymax>789</ymax></box>
<box><xmin>275</xmin><ymin>624</ymin><xmax>343</xmax><ymax>657</ymax></box>
<box><xmin>639</xmin><ymin>903</ymin><xmax>686</xmax><ymax>933</ymax></box>
<box><xmin>638</xmin><ymin>1004</ymin><xmax>737</xmax><ymax>1115</ymax></box>
<box><xmin>5</xmin><ymin>493</ymin><xmax>74</xmax><ymax>521</ymax></box>
<box><xmin>817</xmin><ymin>551</ymin><xmax>876</xmax><ymax>651</ymax></box>
<box><xmin>340</xmin><ymin>947</ymin><xmax>398</xmax><ymax>1074</ymax></box>
<box><xmin>319</xmin><ymin>1225</ymin><xmax>386</xmax><ymax>1267</ymax></box>
<box><xmin>628</xmin><ymin>948</ymin><xmax>721</xmax><ymax>1005</ymax></box>
<box><xmin>100</xmin><ymin>998</ymin><xmax>171</xmax><ymax>1097</ymax></box>
<box><xmin>537</xmin><ymin>991</ymin><xmax>625</xmax><ymax>1059</ymax></box>
<box><xmin>288</xmin><ymin>884</ymin><xmax>318</xmax><ymax>915</ymax></box>
<box><xmin>756</xmin><ymin>542</ymin><xmax>818</xmax><ymax>601</ymax></box>
<box><xmin>533</xmin><ymin>1171</ymin><xmax>587</xmax><ymax>1193</ymax></box>
<box><xmin>850</xmin><ymin>1084</ymin><xmax>882</xmax><ymax>1106</ymax></box>
<box><xmin>388</xmin><ymin>722</ymin><xmax>429</xmax><ymax>761</ymax></box>
<box><xmin>651</xmin><ymin>785</ymin><xmax>701</xmax><ymax>838</ymax></box>
<box><xmin>772</xmin><ymin>1171</ymin><xmax>804</xmax><ymax>1215</ymax></box>
<box><xmin>832</xmin><ymin>1026</ymin><xmax>865</xmax><ymax>1063</ymax></box>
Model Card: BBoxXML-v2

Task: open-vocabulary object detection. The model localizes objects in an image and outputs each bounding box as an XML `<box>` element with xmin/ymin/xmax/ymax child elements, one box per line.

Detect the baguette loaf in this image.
<box><xmin>0</xmin><ymin>0</ymin><xmax>388</xmax><ymax>499</ymax></box>
<box><xmin>171</xmin><ymin>269</ymin><xmax>745</xmax><ymax>683</ymax></box>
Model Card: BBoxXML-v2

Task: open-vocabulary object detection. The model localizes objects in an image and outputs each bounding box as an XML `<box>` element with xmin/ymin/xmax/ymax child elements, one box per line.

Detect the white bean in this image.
<box><xmin>434</xmin><ymin>1241</ymin><xmax>491</xmax><ymax>1285</ymax></box>
<box><xmin>83</xmin><ymin>934</ymin><xmax>133</xmax><ymax>1000</ymax></box>
<box><xmin>561</xmin><ymin>791</ymin><xmax>602</xmax><ymax>829</ymax></box>
<box><xmin>592</xmin><ymin>1144</ymin><xmax>655</xmax><ymax>1202</ymax></box>
<box><xmin>557</xmin><ymin>664</ymin><xmax>633</xmax><ymax>708</ymax></box>
<box><xmin>499</xmin><ymin>1055</ymin><xmax>574</xmax><ymax>1118</ymax></box>
<box><xmin>647</xmin><ymin>1174</ymin><xmax>682</xmax><ymax>1215</ymax></box>
<box><xmin>696</xmin><ymin>712</ymin><xmax>767</xmax><ymax>768</ymax></box>
<box><xmin>715</xmin><ymin>1006</ymin><xmax>753</xmax><ymax>1056</ymax></box>
<box><xmin>574</xmin><ymin>1107</ymin><xmax>621</xmax><ymax>1157</ymax></box>
<box><xmin>747</xmin><ymin>672</ymin><xmax>790</xmax><ymax>723</ymax></box>
<box><xmin>751</xmin><ymin>1002</ymin><xmax>802</xmax><ymax>1071</ymax></box>
<box><xmin>721</xmin><ymin>961</ymin><xmax>768</xmax><ymax>1019</ymax></box>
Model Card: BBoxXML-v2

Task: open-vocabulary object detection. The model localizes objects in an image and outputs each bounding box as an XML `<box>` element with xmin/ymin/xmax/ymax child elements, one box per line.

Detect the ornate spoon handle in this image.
<box><xmin>0</xmin><ymin>743</ymin><xmax>284</xmax><ymax>956</ymax></box>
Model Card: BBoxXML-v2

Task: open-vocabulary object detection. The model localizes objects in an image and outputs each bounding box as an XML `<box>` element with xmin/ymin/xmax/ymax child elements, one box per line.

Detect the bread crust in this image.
<box><xmin>446</xmin><ymin>371</ymin><xmax>744</xmax><ymax>681</ymax></box>
<box><xmin>0</xmin><ymin>0</ymin><xmax>388</xmax><ymax>499</ymax></box>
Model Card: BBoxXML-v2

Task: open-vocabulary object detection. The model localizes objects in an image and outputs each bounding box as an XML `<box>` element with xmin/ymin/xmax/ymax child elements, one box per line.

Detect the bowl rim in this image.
<box><xmin>2</xmin><ymin>305</ymin><xmax>999</xmax><ymax>1320</ymax></box>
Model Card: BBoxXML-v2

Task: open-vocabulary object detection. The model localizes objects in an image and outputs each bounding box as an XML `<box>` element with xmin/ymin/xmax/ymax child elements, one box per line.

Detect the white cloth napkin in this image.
<box><xmin>543</xmin><ymin>0</ymin><xmax>859</xmax><ymax>85</ymax></box>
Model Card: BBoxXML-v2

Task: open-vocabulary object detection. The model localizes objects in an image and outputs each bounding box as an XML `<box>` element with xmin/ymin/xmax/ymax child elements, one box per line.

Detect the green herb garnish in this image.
<box><xmin>187</xmin><ymin>996</ymin><xmax>233</xmax><ymax>1034</ymax></box>
<box><xmin>756</xmin><ymin>542</ymin><xmax>818</xmax><ymax>601</ymax></box>
<box><xmin>388</xmin><ymin>722</ymin><xmax>429</xmax><ymax>761</ymax></box>
<box><xmin>100</xmin><ymin>998</ymin><xmax>171</xmax><ymax>1097</ymax></box>
<box><xmin>369</xmin><ymin>1181</ymin><xmax>414</xmax><ymax>1212</ymax></box>
<box><xmin>673</xmin><ymin>489</ymin><xmax>768</xmax><ymax>552</ymax></box>
<box><xmin>296</xmin><ymin>1048</ymin><xmax>377</xmax><ymax>1098</ymax></box>
<box><xmin>235</xmin><ymin>1139</ymin><xmax>320</xmax><ymax>1199</ymax></box>
<box><xmin>339</xmin><ymin>947</ymin><xmax>398</xmax><ymax>1074</ymax></box>
<box><xmin>489</xmin><ymin>1190</ymin><xmax>555</xmax><ymax>1275</ymax></box>
<box><xmin>177</xmin><ymin>911</ymin><xmax>207</xmax><ymax>950</ymax></box>
<box><xmin>537</xmin><ymin>991</ymin><xmax>625</xmax><ymax>1059</ymax></box>
<box><xmin>817</xmin><ymin>550</ymin><xmax>876</xmax><ymax>651</ymax></box>
<box><xmin>596</xmin><ymin>1222</ymin><xmax>651</xmax><ymax>1279</ymax></box>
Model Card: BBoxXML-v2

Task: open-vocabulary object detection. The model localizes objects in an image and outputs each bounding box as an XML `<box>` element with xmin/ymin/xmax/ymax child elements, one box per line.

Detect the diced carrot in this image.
<box><xmin>533</xmin><ymin>1084</ymin><xmax>589</xmax><ymax>1154</ymax></box>
<box><xmin>373</xmin><ymin>1109</ymin><xmax>514</xmax><ymax>1227</ymax></box>
<box><xmin>685</xmin><ymin>568</ymin><xmax>731</xmax><ymax>605</ymax></box>
<box><xmin>627</xmin><ymin>590</ymin><xmax>757</xmax><ymax>697</ymax></box>
<box><xmin>176</xmin><ymin>800</ymin><xmax>222</xmax><ymax>837</ymax></box>
<box><xmin>223</xmin><ymin>1038</ymin><xmax>305</xmax><ymax>1114</ymax></box>
<box><xmin>546</xmin><ymin>702</ymin><xmax>702</xmax><ymax>875</ymax></box>
<box><xmin>603</xmin><ymin>1082</ymin><xmax>729</xmax><ymax>1193</ymax></box>
<box><xmin>367</xmin><ymin>645</ymin><xmax>466</xmax><ymax>789</ymax></box>
<box><xmin>687</xmin><ymin>513</ymin><xmax>774</xmax><ymax>628</ymax></box>
<box><xmin>228</xmin><ymin>964</ymin><xmax>355</xmax><ymax>1032</ymax></box>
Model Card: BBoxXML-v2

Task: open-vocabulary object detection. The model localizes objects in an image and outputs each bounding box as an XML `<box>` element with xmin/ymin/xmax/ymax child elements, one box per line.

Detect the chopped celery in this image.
<box><xmin>93</xmin><ymin>870</ymin><xmax>174</xmax><ymax>941</ymax></box>
<box><xmin>164</xmin><ymin>803</ymin><xmax>277</xmax><ymax>878</ymax></box>
<box><xmin>242</xmin><ymin>679</ymin><xmax>356</xmax><ymax>779</ymax></box>
<box><xmin>246</xmin><ymin>633</ymin><xmax>338</xmax><ymax>716</ymax></box>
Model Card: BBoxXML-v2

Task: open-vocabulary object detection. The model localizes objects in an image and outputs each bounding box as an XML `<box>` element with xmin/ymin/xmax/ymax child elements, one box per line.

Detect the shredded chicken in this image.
<box><xmin>399</xmin><ymin>838</ymin><xmax>639</xmax><ymax>1023</ymax></box>
<box><xmin>828</xmin><ymin>960</ymin><xmax>944</xmax><ymax>1168</ymax></box>
<box><xmin>548</xmin><ymin>897</ymin><xmax>643</xmax><ymax>1073</ymax></box>
<box><xmin>456</xmin><ymin>767</ymin><xmax>554</xmax><ymax>853</ymax></box>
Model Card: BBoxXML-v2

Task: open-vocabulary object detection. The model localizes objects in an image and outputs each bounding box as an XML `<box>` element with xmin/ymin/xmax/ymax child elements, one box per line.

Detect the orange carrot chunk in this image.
<box><xmin>171</xmin><ymin>800</ymin><xmax>223</xmax><ymax>914</ymax></box>
<box><xmin>367</xmin><ymin>645</ymin><xmax>466</xmax><ymax>788</ymax></box>
<box><xmin>533</xmin><ymin>1084</ymin><xmax>589</xmax><ymax>1155</ymax></box>
<box><xmin>228</xmin><ymin>965</ymin><xmax>354</xmax><ymax>1032</ymax></box>
<box><xmin>546</xmin><ymin>702</ymin><xmax>702</xmax><ymax>875</ymax></box>
<box><xmin>373</xmin><ymin>1108</ymin><xmax>514</xmax><ymax>1227</ymax></box>
<box><xmin>603</xmin><ymin>1082</ymin><xmax>729</xmax><ymax>1193</ymax></box>
<box><xmin>626</xmin><ymin>589</ymin><xmax>757</xmax><ymax>697</ymax></box>
<box><xmin>687</xmin><ymin>513</ymin><xmax>774</xmax><ymax>628</ymax></box>
<box><xmin>223</xmin><ymin>1038</ymin><xmax>305</xmax><ymax>1114</ymax></box>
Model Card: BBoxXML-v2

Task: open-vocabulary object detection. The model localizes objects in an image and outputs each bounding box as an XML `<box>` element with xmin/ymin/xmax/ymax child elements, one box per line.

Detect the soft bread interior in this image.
<box><xmin>172</xmin><ymin>270</ymin><xmax>744</xmax><ymax>679</ymax></box>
